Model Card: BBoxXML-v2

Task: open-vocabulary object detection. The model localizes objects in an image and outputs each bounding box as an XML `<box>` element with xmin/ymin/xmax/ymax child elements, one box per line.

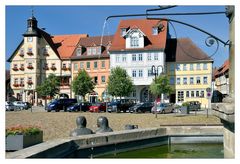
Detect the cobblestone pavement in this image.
<box><xmin>6</xmin><ymin>107</ymin><xmax>221</xmax><ymax>141</ymax></box>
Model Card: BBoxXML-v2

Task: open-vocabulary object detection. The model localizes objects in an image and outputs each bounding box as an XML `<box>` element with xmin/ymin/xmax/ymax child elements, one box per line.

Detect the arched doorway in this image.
<box><xmin>140</xmin><ymin>87</ymin><xmax>153</xmax><ymax>102</ymax></box>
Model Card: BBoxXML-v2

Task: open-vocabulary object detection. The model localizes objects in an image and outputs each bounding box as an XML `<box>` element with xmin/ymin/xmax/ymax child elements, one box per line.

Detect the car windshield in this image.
<box><xmin>50</xmin><ymin>99</ymin><xmax>58</xmax><ymax>103</ymax></box>
<box><xmin>158</xmin><ymin>103</ymin><xmax>167</xmax><ymax>107</ymax></box>
<box><xmin>92</xmin><ymin>103</ymin><xmax>101</xmax><ymax>106</ymax></box>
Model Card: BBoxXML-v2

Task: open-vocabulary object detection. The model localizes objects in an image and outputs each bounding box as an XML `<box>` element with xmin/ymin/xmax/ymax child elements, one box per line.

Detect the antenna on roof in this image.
<box><xmin>31</xmin><ymin>6</ymin><xmax>34</xmax><ymax>17</ymax></box>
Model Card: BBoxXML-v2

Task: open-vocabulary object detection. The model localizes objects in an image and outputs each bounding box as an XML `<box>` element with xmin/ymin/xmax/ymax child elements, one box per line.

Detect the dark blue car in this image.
<box><xmin>46</xmin><ymin>99</ymin><xmax>77</xmax><ymax>112</ymax></box>
<box><xmin>67</xmin><ymin>102</ymin><xmax>91</xmax><ymax>112</ymax></box>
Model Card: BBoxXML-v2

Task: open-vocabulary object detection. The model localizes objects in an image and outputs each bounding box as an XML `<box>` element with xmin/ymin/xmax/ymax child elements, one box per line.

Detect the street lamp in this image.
<box><xmin>151</xmin><ymin>65</ymin><xmax>164</xmax><ymax>82</ymax></box>
<box><xmin>151</xmin><ymin>65</ymin><xmax>164</xmax><ymax>118</ymax></box>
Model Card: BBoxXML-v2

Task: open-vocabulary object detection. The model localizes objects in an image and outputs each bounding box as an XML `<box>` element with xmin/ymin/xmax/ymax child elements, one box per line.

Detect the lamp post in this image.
<box><xmin>151</xmin><ymin>65</ymin><xmax>164</xmax><ymax>118</ymax></box>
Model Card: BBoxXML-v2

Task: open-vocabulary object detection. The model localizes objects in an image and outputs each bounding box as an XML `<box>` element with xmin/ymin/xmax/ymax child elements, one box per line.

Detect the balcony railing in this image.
<box><xmin>27</xmin><ymin>81</ymin><xmax>33</xmax><ymax>85</ymax></box>
<box><xmin>13</xmin><ymin>84</ymin><xmax>19</xmax><ymax>87</ymax></box>
<box><xmin>27</xmin><ymin>65</ymin><xmax>34</xmax><ymax>69</ymax></box>
<box><xmin>12</xmin><ymin>67</ymin><xmax>19</xmax><ymax>71</ymax></box>
<box><xmin>51</xmin><ymin>66</ymin><xmax>57</xmax><ymax>71</ymax></box>
<box><xmin>19</xmin><ymin>67</ymin><xmax>25</xmax><ymax>71</ymax></box>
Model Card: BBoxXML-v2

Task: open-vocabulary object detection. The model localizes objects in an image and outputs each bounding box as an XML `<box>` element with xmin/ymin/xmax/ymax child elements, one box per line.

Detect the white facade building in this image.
<box><xmin>109</xmin><ymin>19</ymin><xmax>168</xmax><ymax>102</ymax></box>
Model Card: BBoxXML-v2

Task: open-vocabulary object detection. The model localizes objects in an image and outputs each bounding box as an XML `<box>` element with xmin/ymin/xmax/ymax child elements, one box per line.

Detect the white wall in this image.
<box><xmin>110</xmin><ymin>51</ymin><xmax>165</xmax><ymax>86</ymax></box>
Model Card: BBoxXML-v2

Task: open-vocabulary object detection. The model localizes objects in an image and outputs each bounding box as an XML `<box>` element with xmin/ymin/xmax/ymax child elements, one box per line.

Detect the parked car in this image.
<box><xmin>5</xmin><ymin>101</ymin><xmax>15</xmax><ymax>111</ymax></box>
<box><xmin>67</xmin><ymin>102</ymin><xmax>91</xmax><ymax>112</ymax></box>
<box><xmin>107</xmin><ymin>99</ymin><xmax>135</xmax><ymax>113</ymax></box>
<box><xmin>45</xmin><ymin>99</ymin><xmax>77</xmax><ymax>112</ymax></box>
<box><xmin>89</xmin><ymin>103</ymin><xmax>107</xmax><ymax>113</ymax></box>
<box><xmin>187</xmin><ymin>101</ymin><xmax>201</xmax><ymax>111</ymax></box>
<box><xmin>13</xmin><ymin>101</ymin><xmax>28</xmax><ymax>110</ymax></box>
<box><xmin>129</xmin><ymin>102</ymin><xmax>153</xmax><ymax>113</ymax></box>
<box><xmin>151</xmin><ymin>103</ymin><xmax>174</xmax><ymax>114</ymax></box>
<box><xmin>24</xmin><ymin>102</ymin><xmax>32</xmax><ymax>109</ymax></box>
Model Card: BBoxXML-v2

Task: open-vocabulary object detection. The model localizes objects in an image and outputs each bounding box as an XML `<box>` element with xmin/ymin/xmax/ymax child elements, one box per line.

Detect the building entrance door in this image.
<box><xmin>140</xmin><ymin>87</ymin><xmax>153</xmax><ymax>102</ymax></box>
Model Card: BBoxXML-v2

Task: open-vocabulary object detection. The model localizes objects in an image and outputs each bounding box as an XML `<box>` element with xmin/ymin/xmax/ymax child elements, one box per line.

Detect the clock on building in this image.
<box><xmin>27</xmin><ymin>37</ymin><xmax>33</xmax><ymax>42</ymax></box>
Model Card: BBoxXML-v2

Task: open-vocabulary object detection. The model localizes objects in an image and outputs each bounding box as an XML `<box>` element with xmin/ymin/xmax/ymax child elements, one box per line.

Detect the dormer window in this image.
<box><xmin>130</xmin><ymin>37</ymin><xmax>139</xmax><ymax>47</ymax></box>
<box><xmin>97</xmin><ymin>47</ymin><xmax>102</xmax><ymax>55</ymax></box>
<box><xmin>152</xmin><ymin>27</ymin><xmax>158</xmax><ymax>35</ymax></box>
<box><xmin>92</xmin><ymin>47</ymin><xmax>96</xmax><ymax>55</ymax></box>
<box><xmin>121</xmin><ymin>28</ymin><xmax>127</xmax><ymax>36</ymax></box>
<box><xmin>76</xmin><ymin>48</ymin><xmax>82</xmax><ymax>56</ymax></box>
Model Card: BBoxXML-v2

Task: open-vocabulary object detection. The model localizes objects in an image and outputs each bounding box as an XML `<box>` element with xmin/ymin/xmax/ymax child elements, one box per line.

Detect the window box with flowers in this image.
<box><xmin>27</xmin><ymin>81</ymin><xmax>33</xmax><ymax>85</ymax></box>
<box><xmin>19</xmin><ymin>67</ymin><xmax>25</xmax><ymax>71</ymax></box>
<box><xmin>27</xmin><ymin>51</ymin><xmax>33</xmax><ymax>56</ymax></box>
<box><xmin>13</xmin><ymin>84</ymin><xmax>19</xmax><ymax>87</ymax></box>
<box><xmin>19</xmin><ymin>83</ymin><xmax>25</xmax><ymax>87</ymax></box>
<box><xmin>62</xmin><ymin>67</ymin><xmax>68</xmax><ymax>71</ymax></box>
<box><xmin>12</xmin><ymin>67</ymin><xmax>19</xmax><ymax>71</ymax></box>
<box><xmin>67</xmin><ymin>67</ymin><xmax>71</xmax><ymax>71</ymax></box>
<box><xmin>51</xmin><ymin>66</ymin><xmax>57</xmax><ymax>71</ymax></box>
<box><xmin>27</xmin><ymin>65</ymin><xmax>34</xmax><ymax>70</ymax></box>
<box><xmin>6</xmin><ymin>125</ymin><xmax>43</xmax><ymax>151</ymax></box>
<box><xmin>43</xmin><ymin>67</ymin><xmax>49</xmax><ymax>70</ymax></box>
<box><xmin>19</xmin><ymin>53</ymin><xmax>24</xmax><ymax>57</ymax></box>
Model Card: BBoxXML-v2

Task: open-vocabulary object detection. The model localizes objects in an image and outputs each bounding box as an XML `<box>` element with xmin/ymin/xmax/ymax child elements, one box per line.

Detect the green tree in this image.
<box><xmin>107</xmin><ymin>66</ymin><xmax>134</xmax><ymax>100</ymax></box>
<box><xmin>150</xmin><ymin>75</ymin><xmax>173</xmax><ymax>100</ymax></box>
<box><xmin>72</xmin><ymin>69</ymin><xmax>95</xmax><ymax>101</ymax></box>
<box><xmin>36</xmin><ymin>74</ymin><xmax>60</xmax><ymax>106</ymax></box>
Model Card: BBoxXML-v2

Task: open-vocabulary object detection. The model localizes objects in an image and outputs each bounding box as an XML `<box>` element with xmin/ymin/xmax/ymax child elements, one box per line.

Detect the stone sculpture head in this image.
<box><xmin>76</xmin><ymin>116</ymin><xmax>87</xmax><ymax>128</ymax></box>
<box><xmin>97</xmin><ymin>116</ymin><xmax>109</xmax><ymax>128</ymax></box>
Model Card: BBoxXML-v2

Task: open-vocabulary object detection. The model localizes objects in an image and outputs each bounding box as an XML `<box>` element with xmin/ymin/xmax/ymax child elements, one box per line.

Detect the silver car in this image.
<box><xmin>13</xmin><ymin>101</ymin><xmax>28</xmax><ymax>110</ymax></box>
<box><xmin>151</xmin><ymin>103</ymin><xmax>174</xmax><ymax>114</ymax></box>
<box><xmin>5</xmin><ymin>101</ymin><xmax>15</xmax><ymax>111</ymax></box>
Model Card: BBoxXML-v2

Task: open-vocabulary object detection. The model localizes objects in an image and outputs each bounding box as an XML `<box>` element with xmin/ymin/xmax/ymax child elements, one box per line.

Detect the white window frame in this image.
<box><xmin>139</xmin><ymin>70</ymin><xmax>143</xmax><ymax>77</ymax></box>
<box><xmin>130</xmin><ymin>37</ymin><xmax>139</xmax><ymax>47</ymax></box>
<box><xmin>132</xmin><ymin>70</ymin><xmax>137</xmax><ymax>77</ymax></box>
<box><xmin>154</xmin><ymin>53</ymin><xmax>158</xmax><ymax>60</ymax></box>
<box><xmin>147</xmin><ymin>53</ymin><xmax>151</xmax><ymax>61</ymax></box>
<box><xmin>132</xmin><ymin>54</ymin><xmax>137</xmax><ymax>61</ymax></box>
<box><xmin>138</xmin><ymin>54</ymin><xmax>143</xmax><ymax>61</ymax></box>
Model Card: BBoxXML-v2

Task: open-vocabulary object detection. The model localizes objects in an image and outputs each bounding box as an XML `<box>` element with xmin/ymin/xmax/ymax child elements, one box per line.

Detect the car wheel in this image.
<box><xmin>162</xmin><ymin>110</ymin><xmax>165</xmax><ymax>114</ymax></box>
<box><xmin>47</xmin><ymin>110</ymin><xmax>51</xmax><ymax>112</ymax></box>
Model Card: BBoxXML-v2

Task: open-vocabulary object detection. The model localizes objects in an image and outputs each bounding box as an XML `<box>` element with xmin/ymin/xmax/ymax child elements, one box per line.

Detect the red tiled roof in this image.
<box><xmin>71</xmin><ymin>35</ymin><xmax>113</xmax><ymax>60</ymax></box>
<box><xmin>109</xmin><ymin>19</ymin><xmax>168</xmax><ymax>51</ymax></box>
<box><xmin>165</xmin><ymin>38</ymin><xmax>213</xmax><ymax>62</ymax></box>
<box><xmin>52</xmin><ymin>34</ymin><xmax>88</xmax><ymax>59</ymax></box>
<box><xmin>215</xmin><ymin>59</ymin><xmax>229</xmax><ymax>77</ymax></box>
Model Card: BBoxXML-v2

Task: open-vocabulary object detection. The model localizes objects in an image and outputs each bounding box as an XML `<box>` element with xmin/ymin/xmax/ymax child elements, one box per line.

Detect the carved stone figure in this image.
<box><xmin>70</xmin><ymin>116</ymin><xmax>93</xmax><ymax>136</ymax></box>
<box><xmin>95</xmin><ymin>116</ymin><xmax>113</xmax><ymax>133</ymax></box>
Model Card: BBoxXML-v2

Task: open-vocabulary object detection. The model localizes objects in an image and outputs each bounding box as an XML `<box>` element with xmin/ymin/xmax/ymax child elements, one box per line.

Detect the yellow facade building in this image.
<box><xmin>165</xmin><ymin>38</ymin><xmax>213</xmax><ymax>108</ymax></box>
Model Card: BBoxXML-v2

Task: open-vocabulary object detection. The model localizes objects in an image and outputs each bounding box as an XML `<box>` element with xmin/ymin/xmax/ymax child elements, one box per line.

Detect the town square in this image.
<box><xmin>4</xmin><ymin>3</ymin><xmax>235</xmax><ymax>159</ymax></box>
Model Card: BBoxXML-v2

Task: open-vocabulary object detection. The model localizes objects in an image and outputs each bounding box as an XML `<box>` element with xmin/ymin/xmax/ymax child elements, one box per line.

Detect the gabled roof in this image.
<box><xmin>214</xmin><ymin>59</ymin><xmax>229</xmax><ymax>77</ymax></box>
<box><xmin>109</xmin><ymin>19</ymin><xmax>168</xmax><ymax>52</ymax></box>
<box><xmin>52</xmin><ymin>34</ymin><xmax>88</xmax><ymax>59</ymax></box>
<box><xmin>7</xmin><ymin>28</ymin><xmax>88</xmax><ymax>62</ymax></box>
<box><xmin>165</xmin><ymin>38</ymin><xmax>213</xmax><ymax>62</ymax></box>
<box><xmin>71</xmin><ymin>35</ymin><xmax>113</xmax><ymax>60</ymax></box>
<box><xmin>7</xmin><ymin>40</ymin><xmax>24</xmax><ymax>62</ymax></box>
<box><xmin>124</xmin><ymin>27</ymin><xmax>146</xmax><ymax>37</ymax></box>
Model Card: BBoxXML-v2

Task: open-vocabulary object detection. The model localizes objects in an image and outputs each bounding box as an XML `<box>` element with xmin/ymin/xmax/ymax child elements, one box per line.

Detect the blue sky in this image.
<box><xmin>5</xmin><ymin>5</ymin><xmax>229</xmax><ymax>69</ymax></box>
